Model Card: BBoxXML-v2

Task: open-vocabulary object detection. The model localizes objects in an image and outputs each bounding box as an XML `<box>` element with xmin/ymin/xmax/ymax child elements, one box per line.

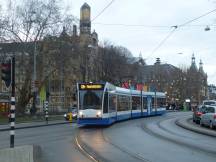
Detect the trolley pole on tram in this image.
<box><xmin>10</xmin><ymin>56</ymin><xmax>15</xmax><ymax>148</ymax></box>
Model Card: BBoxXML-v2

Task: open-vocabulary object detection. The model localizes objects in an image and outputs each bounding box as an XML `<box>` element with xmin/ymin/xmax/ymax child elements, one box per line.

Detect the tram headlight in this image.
<box><xmin>64</xmin><ymin>114</ymin><xmax>67</xmax><ymax>118</ymax></box>
<box><xmin>96</xmin><ymin>110</ymin><xmax>102</xmax><ymax>117</ymax></box>
<box><xmin>79</xmin><ymin>111</ymin><xmax>83</xmax><ymax>116</ymax></box>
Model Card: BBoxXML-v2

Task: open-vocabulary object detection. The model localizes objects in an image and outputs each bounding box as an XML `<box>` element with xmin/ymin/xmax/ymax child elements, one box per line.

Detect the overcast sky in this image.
<box><xmin>64</xmin><ymin>0</ymin><xmax>216</xmax><ymax>84</ymax></box>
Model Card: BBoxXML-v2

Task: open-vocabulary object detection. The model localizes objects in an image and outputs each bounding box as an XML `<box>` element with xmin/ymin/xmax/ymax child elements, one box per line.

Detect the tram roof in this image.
<box><xmin>109</xmin><ymin>84</ymin><xmax>165</xmax><ymax>97</ymax></box>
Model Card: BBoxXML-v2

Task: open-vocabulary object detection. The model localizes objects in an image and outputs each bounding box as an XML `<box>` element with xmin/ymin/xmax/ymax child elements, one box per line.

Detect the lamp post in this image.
<box><xmin>32</xmin><ymin>42</ymin><xmax>37</xmax><ymax>114</ymax></box>
<box><xmin>29</xmin><ymin>11</ymin><xmax>38</xmax><ymax>115</ymax></box>
<box><xmin>85</xmin><ymin>44</ymin><xmax>96</xmax><ymax>82</ymax></box>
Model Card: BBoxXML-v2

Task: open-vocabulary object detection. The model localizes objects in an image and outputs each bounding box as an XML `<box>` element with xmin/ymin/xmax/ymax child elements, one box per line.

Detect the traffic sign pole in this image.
<box><xmin>10</xmin><ymin>56</ymin><xmax>15</xmax><ymax>148</ymax></box>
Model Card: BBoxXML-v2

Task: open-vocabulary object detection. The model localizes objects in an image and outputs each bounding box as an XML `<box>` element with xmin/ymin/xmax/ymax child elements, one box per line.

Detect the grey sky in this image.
<box><xmin>66</xmin><ymin>0</ymin><xmax>216</xmax><ymax>84</ymax></box>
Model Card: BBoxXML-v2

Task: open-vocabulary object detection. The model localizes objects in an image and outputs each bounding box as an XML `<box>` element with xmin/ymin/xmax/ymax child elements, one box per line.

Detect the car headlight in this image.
<box><xmin>64</xmin><ymin>114</ymin><xmax>67</xmax><ymax>117</ymax></box>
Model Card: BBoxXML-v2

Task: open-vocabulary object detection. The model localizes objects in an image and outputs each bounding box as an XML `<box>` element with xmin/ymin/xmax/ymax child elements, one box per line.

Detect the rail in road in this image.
<box><xmin>75</xmin><ymin>112</ymin><xmax>216</xmax><ymax>162</ymax></box>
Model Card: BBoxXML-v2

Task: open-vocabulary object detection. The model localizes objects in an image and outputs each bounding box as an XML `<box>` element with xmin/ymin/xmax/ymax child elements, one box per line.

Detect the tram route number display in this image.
<box><xmin>79</xmin><ymin>84</ymin><xmax>104</xmax><ymax>90</ymax></box>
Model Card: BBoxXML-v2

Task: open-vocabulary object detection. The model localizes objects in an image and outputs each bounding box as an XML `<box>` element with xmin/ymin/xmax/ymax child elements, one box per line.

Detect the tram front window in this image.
<box><xmin>79</xmin><ymin>90</ymin><xmax>103</xmax><ymax>110</ymax></box>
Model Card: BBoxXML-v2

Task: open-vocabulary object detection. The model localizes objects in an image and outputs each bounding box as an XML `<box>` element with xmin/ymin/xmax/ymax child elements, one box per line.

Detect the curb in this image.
<box><xmin>0</xmin><ymin>121</ymin><xmax>75</xmax><ymax>132</ymax></box>
<box><xmin>0</xmin><ymin>145</ymin><xmax>42</xmax><ymax>162</ymax></box>
<box><xmin>175</xmin><ymin>118</ymin><xmax>216</xmax><ymax>137</ymax></box>
<box><xmin>33</xmin><ymin>145</ymin><xmax>42</xmax><ymax>162</ymax></box>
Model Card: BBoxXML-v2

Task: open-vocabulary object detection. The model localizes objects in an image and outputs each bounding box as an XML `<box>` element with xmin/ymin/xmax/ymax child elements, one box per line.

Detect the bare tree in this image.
<box><xmin>0</xmin><ymin>0</ymin><xmax>76</xmax><ymax>114</ymax></box>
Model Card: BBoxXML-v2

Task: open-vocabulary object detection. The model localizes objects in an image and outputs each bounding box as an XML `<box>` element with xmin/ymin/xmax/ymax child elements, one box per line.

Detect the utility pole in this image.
<box><xmin>32</xmin><ymin>42</ymin><xmax>37</xmax><ymax>114</ymax></box>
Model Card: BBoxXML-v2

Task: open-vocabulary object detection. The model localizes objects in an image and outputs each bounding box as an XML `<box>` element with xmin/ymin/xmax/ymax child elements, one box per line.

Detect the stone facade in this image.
<box><xmin>0</xmin><ymin>3</ymin><xmax>99</xmax><ymax>113</ymax></box>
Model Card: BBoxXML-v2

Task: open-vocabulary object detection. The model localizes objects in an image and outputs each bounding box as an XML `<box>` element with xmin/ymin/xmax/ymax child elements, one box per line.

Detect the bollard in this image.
<box><xmin>69</xmin><ymin>113</ymin><xmax>72</xmax><ymax>121</ymax></box>
<box><xmin>44</xmin><ymin>101</ymin><xmax>49</xmax><ymax>124</ymax></box>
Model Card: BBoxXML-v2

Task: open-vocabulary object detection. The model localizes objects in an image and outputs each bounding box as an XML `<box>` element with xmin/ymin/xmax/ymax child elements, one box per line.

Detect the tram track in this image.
<box><xmin>74</xmin><ymin>113</ymin><xmax>183</xmax><ymax>162</ymax></box>
<box><xmin>74</xmin><ymin>136</ymin><xmax>99</xmax><ymax>162</ymax></box>
<box><xmin>101</xmin><ymin>128</ymin><xmax>152</xmax><ymax>162</ymax></box>
<box><xmin>74</xmin><ymin>112</ymin><xmax>216</xmax><ymax>162</ymax></box>
<box><xmin>140</xmin><ymin>114</ymin><xmax>216</xmax><ymax>157</ymax></box>
<box><xmin>75</xmin><ymin>127</ymin><xmax>152</xmax><ymax>162</ymax></box>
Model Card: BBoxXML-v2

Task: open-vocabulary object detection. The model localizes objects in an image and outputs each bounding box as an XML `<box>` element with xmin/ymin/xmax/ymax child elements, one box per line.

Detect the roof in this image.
<box><xmin>81</xmin><ymin>3</ymin><xmax>90</xmax><ymax>9</ymax></box>
<box><xmin>142</xmin><ymin>63</ymin><xmax>180</xmax><ymax>79</ymax></box>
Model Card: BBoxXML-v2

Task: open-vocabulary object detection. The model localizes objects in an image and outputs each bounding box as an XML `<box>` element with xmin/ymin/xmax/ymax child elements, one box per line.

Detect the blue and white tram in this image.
<box><xmin>77</xmin><ymin>82</ymin><xmax>166</xmax><ymax>125</ymax></box>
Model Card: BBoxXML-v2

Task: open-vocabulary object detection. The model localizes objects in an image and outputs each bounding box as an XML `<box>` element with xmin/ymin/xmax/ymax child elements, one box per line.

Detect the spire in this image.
<box><xmin>137</xmin><ymin>52</ymin><xmax>145</xmax><ymax>66</ymax></box>
<box><xmin>192</xmin><ymin>53</ymin><xmax>195</xmax><ymax>64</ymax></box>
<box><xmin>139</xmin><ymin>52</ymin><xmax>142</xmax><ymax>59</ymax></box>
<box><xmin>190</xmin><ymin>53</ymin><xmax>197</xmax><ymax>70</ymax></box>
<box><xmin>199</xmin><ymin>59</ymin><xmax>204</xmax><ymax>73</ymax></box>
<box><xmin>155</xmin><ymin>58</ymin><xmax>161</xmax><ymax>65</ymax></box>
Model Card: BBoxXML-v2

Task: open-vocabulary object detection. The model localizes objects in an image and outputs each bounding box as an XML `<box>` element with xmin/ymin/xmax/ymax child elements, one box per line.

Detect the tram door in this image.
<box><xmin>147</xmin><ymin>96</ymin><xmax>152</xmax><ymax>115</ymax></box>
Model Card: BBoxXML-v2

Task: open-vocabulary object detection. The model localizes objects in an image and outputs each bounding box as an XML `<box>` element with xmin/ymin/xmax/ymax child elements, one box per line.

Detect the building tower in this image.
<box><xmin>80</xmin><ymin>3</ymin><xmax>91</xmax><ymax>35</ymax></box>
<box><xmin>199</xmin><ymin>59</ymin><xmax>204</xmax><ymax>73</ymax></box>
<box><xmin>190</xmin><ymin>53</ymin><xmax>197</xmax><ymax>70</ymax></box>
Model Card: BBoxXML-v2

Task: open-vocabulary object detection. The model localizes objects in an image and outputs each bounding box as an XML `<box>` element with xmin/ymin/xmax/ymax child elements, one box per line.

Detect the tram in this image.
<box><xmin>77</xmin><ymin>82</ymin><xmax>166</xmax><ymax>125</ymax></box>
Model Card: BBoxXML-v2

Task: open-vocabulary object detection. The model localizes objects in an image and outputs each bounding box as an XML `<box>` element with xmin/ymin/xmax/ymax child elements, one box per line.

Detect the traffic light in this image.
<box><xmin>1</xmin><ymin>60</ymin><xmax>11</xmax><ymax>88</ymax></box>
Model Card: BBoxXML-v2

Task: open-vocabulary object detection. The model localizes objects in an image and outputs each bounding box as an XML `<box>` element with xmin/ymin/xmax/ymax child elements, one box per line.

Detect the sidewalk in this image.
<box><xmin>0</xmin><ymin>119</ymin><xmax>74</xmax><ymax>132</ymax></box>
<box><xmin>176</xmin><ymin>117</ymin><xmax>216</xmax><ymax>137</ymax></box>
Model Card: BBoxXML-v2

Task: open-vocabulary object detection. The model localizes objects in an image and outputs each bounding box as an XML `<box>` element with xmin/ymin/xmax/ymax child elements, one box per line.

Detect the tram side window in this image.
<box><xmin>103</xmin><ymin>92</ymin><xmax>108</xmax><ymax>113</ymax></box>
<box><xmin>152</xmin><ymin>98</ymin><xmax>156</xmax><ymax>108</ymax></box>
<box><xmin>143</xmin><ymin>97</ymin><xmax>147</xmax><ymax>109</ymax></box>
<box><xmin>157</xmin><ymin>98</ymin><xmax>166</xmax><ymax>107</ymax></box>
<box><xmin>109</xmin><ymin>94</ymin><xmax>116</xmax><ymax>113</ymax></box>
<box><xmin>132</xmin><ymin>96</ymin><xmax>141</xmax><ymax>110</ymax></box>
<box><xmin>117</xmin><ymin>95</ymin><xmax>130</xmax><ymax>111</ymax></box>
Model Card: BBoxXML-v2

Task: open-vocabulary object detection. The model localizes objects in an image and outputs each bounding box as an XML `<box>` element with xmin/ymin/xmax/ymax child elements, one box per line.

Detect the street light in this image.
<box><xmin>204</xmin><ymin>25</ymin><xmax>210</xmax><ymax>31</ymax></box>
<box><xmin>32</xmin><ymin>41</ymin><xmax>38</xmax><ymax>114</ymax></box>
<box><xmin>85</xmin><ymin>44</ymin><xmax>96</xmax><ymax>82</ymax></box>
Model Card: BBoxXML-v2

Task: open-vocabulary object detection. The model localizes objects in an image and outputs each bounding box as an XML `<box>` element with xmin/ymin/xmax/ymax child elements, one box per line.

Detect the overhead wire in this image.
<box><xmin>93</xmin><ymin>22</ymin><xmax>170</xmax><ymax>28</ymax></box>
<box><xmin>145</xmin><ymin>27</ymin><xmax>177</xmax><ymax>60</ymax></box>
<box><xmin>91</xmin><ymin>0</ymin><xmax>115</xmax><ymax>22</ymax></box>
<box><xmin>93</xmin><ymin>22</ymin><xmax>216</xmax><ymax>28</ymax></box>
<box><xmin>146</xmin><ymin>7</ymin><xmax>216</xmax><ymax>60</ymax></box>
<box><xmin>178</xmin><ymin>8</ymin><xmax>216</xmax><ymax>27</ymax></box>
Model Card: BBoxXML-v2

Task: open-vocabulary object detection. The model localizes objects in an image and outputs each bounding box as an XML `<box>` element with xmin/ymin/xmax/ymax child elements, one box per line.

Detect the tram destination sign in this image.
<box><xmin>79</xmin><ymin>83</ymin><xmax>104</xmax><ymax>90</ymax></box>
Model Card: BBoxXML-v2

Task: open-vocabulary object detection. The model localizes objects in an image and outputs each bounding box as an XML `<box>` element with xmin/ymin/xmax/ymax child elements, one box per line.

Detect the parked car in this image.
<box><xmin>64</xmin><ymin>107</ymin><xmax>77</xmax><ymax>120</ymax></box>
<box><xmin>200</xmin><ymin>105</ymin><xmax>216</xmax><ymax>129</ymax></box>
<box><xmin>193</xmin><ymin>105</ymin><xmax>206</xmax><ymax>124</ymax></box>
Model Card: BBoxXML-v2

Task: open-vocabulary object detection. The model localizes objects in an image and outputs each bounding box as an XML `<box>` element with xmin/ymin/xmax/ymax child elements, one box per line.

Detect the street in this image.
<box><xmin>0</xmin><ymin>112</ymin><xmax>216</xmax><ymax>162</ymax></box>
<box><xmin>0</xmin><ymin>123</ymin><xmax>91</xmax><ymax>162</ymax></box>
<box><xmin>78</xmin><ymin>112</ymin><xmax>216</xmax><ymax>162</ymax></box>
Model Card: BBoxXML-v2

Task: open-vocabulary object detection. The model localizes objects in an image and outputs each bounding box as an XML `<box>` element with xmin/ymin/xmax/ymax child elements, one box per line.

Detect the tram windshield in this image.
<box><xmin>79</xmin><ymin>90</ymin><xmax>103</xmax><ymax>110</ymax></box>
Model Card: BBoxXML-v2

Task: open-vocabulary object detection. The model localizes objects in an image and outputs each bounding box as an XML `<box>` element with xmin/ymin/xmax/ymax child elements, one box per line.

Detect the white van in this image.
<box><xmin>203</xmin><ymin>100</ymin><xmax>216</xmax><ymax>106</ymax></box>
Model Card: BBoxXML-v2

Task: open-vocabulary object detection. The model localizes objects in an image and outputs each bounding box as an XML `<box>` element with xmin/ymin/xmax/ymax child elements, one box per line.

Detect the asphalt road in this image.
<box><xmin>0</xmin><ymin>123</ymin><xmax>92</xmax><ymax>162</ymax></box>
<box><xmin>0</xmin><ymin>112</ymin><xmax>215</xmax><ymax>162</ymax></box>
<box><xmin>78</xmin><ymin>112</ymin><xmax>216</xmax><ymax>162</ymax></box>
